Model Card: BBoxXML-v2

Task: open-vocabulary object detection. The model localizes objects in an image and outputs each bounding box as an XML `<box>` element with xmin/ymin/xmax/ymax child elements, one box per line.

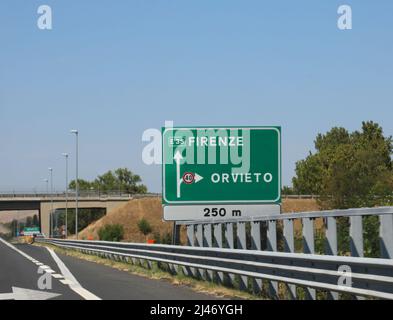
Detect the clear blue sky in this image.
<box><xmin>0</xmin><ymin>0</ymin><xmax>392</xmax><ymax>193</ymax></box>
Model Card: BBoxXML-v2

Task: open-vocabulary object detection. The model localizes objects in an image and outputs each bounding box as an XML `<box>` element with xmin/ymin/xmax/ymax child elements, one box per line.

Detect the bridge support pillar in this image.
<box><xmin>40</xmin><ymin>202</ymin><xmax>51</xmax><ymax>237</ymax></box>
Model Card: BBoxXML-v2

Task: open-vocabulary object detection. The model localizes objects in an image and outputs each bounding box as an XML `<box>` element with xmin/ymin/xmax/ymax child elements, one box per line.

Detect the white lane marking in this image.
<box><xmin>0</xmin><ymin>238</ymin><xmax>63</xmax><ymax>300</ymax></box>
<box><xmin>52</xmin><ymin>274</ymin><xmax>64</xmax><ymax>279</ymax></box>
<box><xmin>0</xmin><ymin>287</ymin><xmax>61</xmax><ymax>300</ymax></box>
<box><xmin>45</xmin><ymin>269</ymin><xmax>56</xmax><ymax>274</ymax></box>
<box><xmin>0</xmin><ymin>238</ymin><xmax>37</xmax><ymax>261</ymax></box>
<box><xmin>46</xmin><ymin>248</ymin><xmax>101</xmax><ymax>300</ymax></box>
<box><xmin>0</xmin><ymin>238</ymin><xmax>100</xmax><ymax>300</ymax></box>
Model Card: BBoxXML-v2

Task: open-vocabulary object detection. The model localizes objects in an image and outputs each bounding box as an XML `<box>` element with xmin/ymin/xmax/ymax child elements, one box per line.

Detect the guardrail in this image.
<box><xmin>179</xmin><ymin>206</ymin><xmax>393</xmax><ymax>299</ymax></box>
<box><xmin>281</xmin><ymin>195</ymin><xmax>319</xmax><ymax>199</ymax></box>
<box><xmin>36</xmin><ymin>206</ymin><xmax>393</xmax><ymax>300</ymax></box>
<box><xmin>36</xmin><ymin>237</ymin><xmax>393</xmax><ymax>300</ymax></box>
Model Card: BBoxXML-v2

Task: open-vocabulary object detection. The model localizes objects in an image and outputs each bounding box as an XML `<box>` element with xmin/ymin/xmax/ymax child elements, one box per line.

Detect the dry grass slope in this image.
<box><xmin>78</xmin><ymin>198</ymin><xmax>171</xmax><ymax>242</ymax></box>
<box><xmin>78</xmin><ymin>197</ymin><xmax>320</xmax><ymax>243</ymax></box>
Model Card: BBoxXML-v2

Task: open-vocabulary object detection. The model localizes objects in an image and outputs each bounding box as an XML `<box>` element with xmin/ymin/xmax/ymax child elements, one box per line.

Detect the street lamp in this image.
<box><xmin>48</xmin><ymin>167</ymin><xmax>53</xmax><ymax>238</ymax></box>
<box><xmin>70</xmin><ymin>129</ymin><xmax>79</xmax><ymax>239</ymax></box>
<box><xmin>62</xmin><ymin>153</ymin><xmax>69</xmax><ymax>239</ymax></box>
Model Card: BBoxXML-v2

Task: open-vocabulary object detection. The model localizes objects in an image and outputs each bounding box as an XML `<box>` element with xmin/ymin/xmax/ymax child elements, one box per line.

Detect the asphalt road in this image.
<box><xmin>0</xmin><ymin>238</ymin><xmax>81</xmax><ymax>300</ymax></box>
<box><xmin>0</xmin><ymin>238</ymin><xmax>222</xmax><ymax>300</ymax></box>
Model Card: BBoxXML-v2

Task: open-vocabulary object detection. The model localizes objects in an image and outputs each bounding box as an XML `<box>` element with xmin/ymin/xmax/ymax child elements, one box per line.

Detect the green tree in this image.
<box><xmin>60</xmin><ymin>208</ymin><xmax>106</xmax><ymax>236</ymax></box>
<box><xmin>32</xmin><ymin>214</ymin><xmax>39</xmax><ymax>227</ymax></box>
<box><xmin>94</xmin><ymin>171</ymin><xmax>118</xmax><ymax>192</ymax></box>
<box><xmin>69</xmin><ymin>168</ymin><xmax>147</xmax><ymax>194</ymax></box>
<box><xmin>25</xmin><ymin>216</ymin><xmax>33</xmax><ymax>228</ymax></box>
<box><xmin>10</xmin><ymin>219</ymin><xmax>18</xmax><ymax>237</ymax></box>
<box><xmin>68</xmin><ymin>179</ymin><xmax>93</xmax><ymax>191</ymax></box>
<box><xmin>292</xmin><ymin>122</ymin><xmax>393</xmax><ymax>257</ymax></box>
<box><xmin>114</xmin><ymin>168</ymin><xmax>147</xmax><ymax>194</ymax></box>
<box><xmin>293</xmin><ymin>121</ymin><xmax>393</xmax><ymax>209</ymax></box>
<box><xmin>282</xmin><ymin>186</ymin><xmax>295</xmax><ymax>195</ymax></box>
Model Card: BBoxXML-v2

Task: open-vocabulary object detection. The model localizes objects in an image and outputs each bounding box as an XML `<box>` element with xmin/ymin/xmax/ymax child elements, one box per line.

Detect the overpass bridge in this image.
<box><xmin>0</xmin><ymin>192</ymin><xmax>159</xmax><ymax>236</ymax></box>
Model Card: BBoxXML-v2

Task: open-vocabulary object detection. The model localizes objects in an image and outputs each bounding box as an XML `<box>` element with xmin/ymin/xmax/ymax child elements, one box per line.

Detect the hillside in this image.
<box><xmin>78</xmin><ymin>197</ymin><xmax>170</xmax><ymax>242</ymax></box>
<box><xmin>78</xmin><ymin>197</ymin><xmax>320</xmax><ymax>243</ymax></box>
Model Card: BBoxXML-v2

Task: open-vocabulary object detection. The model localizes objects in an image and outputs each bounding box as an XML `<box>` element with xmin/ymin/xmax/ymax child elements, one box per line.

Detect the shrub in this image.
<box><xmin>152</xmin><ymin>231</ymin><xmax>172</xmax><ymax>244</ymax></box>
<box><xmin>160</xmin><ymin>232</ymin><xmax>172</xmax><ymax>245</ymax></box>
<box><xmin>137</xmin><ymin>218</ymin><xmax>152</xmax><ymax>238</ymax></box>
<box><xmin>98</xmin><ymin>224</ymin><xmax>124</xmax><ymax>242</ymax></box>
<box><xmin>152</xmin><ymin>231</ymin><xmax>161</xmax><ymax>243</ymax></box>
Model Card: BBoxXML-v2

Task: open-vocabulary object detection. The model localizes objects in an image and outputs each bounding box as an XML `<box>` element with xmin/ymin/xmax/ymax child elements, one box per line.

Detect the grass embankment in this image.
<box><xmin>34</xmin><ymin>242</ymin><xmax>265</xmax><ymax>300</ymax></box>
<box><xmin>77</xmin><ymin>197</ymin><xmax>321</xmax><ymax>243</ymax></box>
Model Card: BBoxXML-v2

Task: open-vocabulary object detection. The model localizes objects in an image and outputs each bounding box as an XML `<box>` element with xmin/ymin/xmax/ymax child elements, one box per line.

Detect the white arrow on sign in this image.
<box><xmin>174</xmin><ymin>151</ymin><xmax>183</xmax><ymax>198</ymax></box>
<box><xmin>0</xmin><ymin>287</ymin><xmax>61</xmax><ymax>300</ymax></box>
<box><xmin>194</xmin><ymin>173</ymin><xmax>204</xmax><ymax>183</ymax></box>
<box><xmin>174</xmin><ymin>151</ymin><xmax>204</xmax><ymax>198</ymax></box>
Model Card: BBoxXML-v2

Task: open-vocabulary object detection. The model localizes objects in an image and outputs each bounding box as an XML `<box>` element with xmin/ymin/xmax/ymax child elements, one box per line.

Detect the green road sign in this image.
<box><xmin>23</xmin><ymin>227</ymin><xmax>40</xmax><ymax>235</ymax></box>
<box><xmin>24</xmin><ymin>227</ymin><xmax>40</xmax><ymax>232</ymax></box>
<box><xmin>162</xmin><ymin>127</ymin><xmax>281</xmax><ymax>205</ymax></box>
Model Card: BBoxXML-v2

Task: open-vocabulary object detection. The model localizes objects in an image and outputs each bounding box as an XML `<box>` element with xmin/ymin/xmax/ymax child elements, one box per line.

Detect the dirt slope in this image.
<box><xmin>78</xmin><ymin>197</ymin><xmax>320</xmax><ymax>243</ymax></box>
<box><xmin>78</xmin><ymin>198</ymin><xmax>170</xmax><ymax>242</ymax></box>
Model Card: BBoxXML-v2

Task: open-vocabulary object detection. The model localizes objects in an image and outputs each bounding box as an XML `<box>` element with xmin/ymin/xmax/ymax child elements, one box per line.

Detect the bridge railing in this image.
<box><xmin>0</xmin><ymin>192</ymin><xmax>318</xmax><ymax>199</ymax></box>
<box><xmin>37</xmin><ymin>206</ymin><xmax>393</xmax><ymax>300</ymax></box>
<box><xmin>0</xmin><ymin>191</ymin><xmax>160</xmax><ymax>199</ymax></box>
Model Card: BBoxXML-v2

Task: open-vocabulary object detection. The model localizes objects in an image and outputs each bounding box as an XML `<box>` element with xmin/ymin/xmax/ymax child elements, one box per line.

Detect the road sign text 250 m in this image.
<box><xmin>203</xmin><ymin>207</ymin><xmax>241</xmax><ymax>218</ymax></box>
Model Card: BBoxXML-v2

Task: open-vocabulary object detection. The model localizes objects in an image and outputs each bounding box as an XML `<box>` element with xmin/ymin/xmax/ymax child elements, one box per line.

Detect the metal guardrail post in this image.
<box><xmin>380</xmin><ymin>214</ymin><xmax>393</xmax><ymax>259</ymax></box>
<box><xmin>213</xmin><ymin>223</ymin><xmax>224</xmax><ymax>283</ymax></box>
<box><xmin>236</xmin><ymin>222</ymin><xmax>248</xmax><ymax>291</ymax></box>
<box><xmin>350</xmin><ymin>216</ymin><xmax>364</xmax><ymax>257</ymax></box>
<box><xmin>203</xmin><ymin>224</ymin><xmax>213</xmax><ymax>281</ymax></box>
<box><xmin>303</xmin><ymin>217</ymin><xmax>316</xmax><ymax>300</ymax></box>
<box><xmin>267</xmin><ymin>220</ymin><xmax>279</xmax><ymax>298</ymax></box>
<box><xmin>251</xmin><ymin>221</ymin><xmax>262</xmax><ymax>294</ymax></box>
<box><xmin>325</xmin><ymin>217</ymin><xmax>339</xmax><ymax>300</ymax></box>
<box><xmin>284</xmin><ymin>219</ymin><xmax>297</xmax><ymax>299</ymax></box>
<box><xmin>184</xmin><ymin>225</ymin><xmax>195</xmax><ymax>277</ymax></box>
<box><xmin>225</xmin><ymin>223</ymin><xmax>235</xmax><ymax>286</ymax></box>
<box><xmin>195</xmin><ymin>224</ymin><xmax>204</xmax><ymax>279</ymax></box>
<box><xmin>350</xmin><ymin>216</ymin><xmax>365</xmax><ymax>300</ymax></box>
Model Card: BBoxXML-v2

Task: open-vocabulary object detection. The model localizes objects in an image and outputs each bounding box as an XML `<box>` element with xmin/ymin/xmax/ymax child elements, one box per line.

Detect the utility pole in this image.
<box><xmin>44</xmin><ymin>179</ymin><xmax>48</xmax><ymax>195</ymax></box>
<box><xmin>62</xmin><ymin>153</ymin><xmax>69</xmax><ymax>239</ymax></box>
<box><xmin>49</xmin><ymin>168</ymin><xmax>53</xmax><ymax>238</ymax></box>
<box><xmin>70</xmin><ymin>130</ymin><xmax>79</xmax><ymax>239</ymax></box>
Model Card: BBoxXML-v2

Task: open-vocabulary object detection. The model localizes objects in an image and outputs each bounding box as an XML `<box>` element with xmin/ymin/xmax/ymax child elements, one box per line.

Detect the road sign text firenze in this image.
<box><xmin>165</xmin><ymin>128</ymin><xmax>251</xmax><ymax>172</ymax></box>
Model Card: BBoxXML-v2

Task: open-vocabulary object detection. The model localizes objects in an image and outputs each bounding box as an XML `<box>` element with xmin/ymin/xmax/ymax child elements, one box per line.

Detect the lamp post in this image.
<box><xmin>62</xmin><ymin>153</ymin><xmax>69</xmax><ymax>239</ymax></box>
<box><xmin>70</xmin><ymin>129</ymin><xmax>79</xmax><ymax>239</ymax></box>
<box><xmin>48</xmin><ymin>167</ymin><xmax>53</xmax><ymax>238</ymax></box>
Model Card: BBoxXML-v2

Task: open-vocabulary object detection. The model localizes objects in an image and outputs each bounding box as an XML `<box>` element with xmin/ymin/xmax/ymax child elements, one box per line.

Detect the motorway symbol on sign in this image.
<box><xmin>162</xmin><ymin>127</ymin><xmax>281</xmax><ymax>208</ymax></box>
